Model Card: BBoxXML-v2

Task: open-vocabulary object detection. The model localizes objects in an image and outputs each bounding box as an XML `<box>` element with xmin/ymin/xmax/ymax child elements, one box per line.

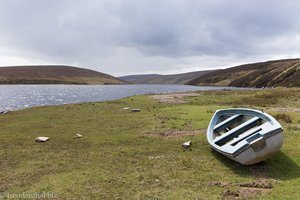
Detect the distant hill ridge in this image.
<box><xmin>120</xmin><ymin>58</ymin><xmax>300</xmax><ymax>87</ymax></box>
<box><xmin>186</xmin><ymin>58</ymin><xmax>300</xmax><ymax>87</ymax></box>
<box><xmin>119</xmin><ymin>70</ymin><xmax>214</xmax><ymax>84</ymax></box>
<box><xmin>3</xmin><ymin>59</ymin><xmax>299</xmax><ymax>87</ymax></box>
<box><xmin>120</xmin><ymin>74</ymin><xmax>162</xmax><ymax>83</ymax></box>
<box><xmin>0</xmin><ymin>65</ymin><xmax>126</xmax><ymax>84</ymax></box>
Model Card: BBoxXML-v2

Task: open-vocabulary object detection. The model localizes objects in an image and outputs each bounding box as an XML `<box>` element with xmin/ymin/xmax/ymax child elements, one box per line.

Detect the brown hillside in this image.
<box><xmin>0</xmin><ymin>65</ymin><xmax>126</xmax><ymax>84</ymax></box>
<box><xmin>119</xmin><ymin>70</ymin><xmax>214</xmax><ymax>84</ymax></box>
<box><xmin>186</xmin><ymin>59</ymin><xmax>300</xmax><ymax>87</ymax></box>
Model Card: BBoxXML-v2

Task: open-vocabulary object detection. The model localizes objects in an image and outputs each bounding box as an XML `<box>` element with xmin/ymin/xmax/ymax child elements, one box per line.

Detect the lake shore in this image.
<box><xmin>0</xmin><ymin>88</ymin><xmax>299</xmax><ymax>199</ymax></box>
<box><xmin>0</xmin><ymin>84</ymin><xmax>248</xmax><ymax>111</ymax></box>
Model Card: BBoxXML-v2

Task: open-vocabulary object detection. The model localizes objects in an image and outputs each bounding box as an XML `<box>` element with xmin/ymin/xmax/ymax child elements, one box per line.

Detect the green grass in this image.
<box><xmin>0</xmin><ymin>88</ymin><xmax>300</xmax><ymax>199</ymax></box>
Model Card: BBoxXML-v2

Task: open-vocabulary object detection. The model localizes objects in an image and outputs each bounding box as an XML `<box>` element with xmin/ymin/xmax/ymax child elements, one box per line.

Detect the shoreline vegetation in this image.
<box><xmin>0</xmin><ymin>88</ymin><xmax>300</xmax><ymax>199</ymax></box>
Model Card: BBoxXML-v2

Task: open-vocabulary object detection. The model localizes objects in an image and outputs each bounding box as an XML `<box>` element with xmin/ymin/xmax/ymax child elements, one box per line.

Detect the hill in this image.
<box><xmin>0</xmin><ymin>65</ymin><xmax>126</xmax><ymax>84</ymax></box>
<box><xmin>119</xmin><ymin>70</ymin><xmax>214</xmax><ymax>84</ymax></box>
<box><xmin>119</xmin><ymin>74</ymin><xmax>162</xmax><ymax>83</ymax></box>
<box><xmin>186</xmin><ymin>59</ymin><xmax>300</xmax><ymax>87</ymax></box>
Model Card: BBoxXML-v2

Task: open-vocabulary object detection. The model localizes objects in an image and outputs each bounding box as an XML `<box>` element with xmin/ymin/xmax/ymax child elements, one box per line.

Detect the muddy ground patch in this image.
<box><xmin>209</xmin><ymin>179</ymin><xmax>273</xmax><ymax>200</ymax></box>
<box><xmin>145</xmin><ymin>129</ymin><xmax>204</xmax><ymax>138</ymax></box>
<box><xmin>150</xmin><ymin>92</ymin><xmax>200</xmax><ymax>103</ymax></box>
<box><xmin>209</xmin><ymin>164</ymin><xmax>274</xmax><ymax>199</ymax></box>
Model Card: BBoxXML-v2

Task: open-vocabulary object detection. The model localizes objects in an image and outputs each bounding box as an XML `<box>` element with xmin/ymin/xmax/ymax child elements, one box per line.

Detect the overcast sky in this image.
<box><xmin>1</xmin><ymin>0</ymin><xmax>300</xmax><ymax>76</ymax></box>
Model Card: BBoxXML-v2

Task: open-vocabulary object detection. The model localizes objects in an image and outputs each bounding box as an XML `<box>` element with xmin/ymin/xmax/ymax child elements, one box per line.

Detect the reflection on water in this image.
<box><xmin>0</xmin><ymin>84</ymin><xmax>245</xmax><ymax>111</ymax></box>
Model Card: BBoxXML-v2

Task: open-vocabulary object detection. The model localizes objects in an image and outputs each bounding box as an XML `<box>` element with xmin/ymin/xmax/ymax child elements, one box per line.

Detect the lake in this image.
<box><xmin>0</xmin><ymin>84</ymin><xmax>246</xmax><ymax>111</ymax></box>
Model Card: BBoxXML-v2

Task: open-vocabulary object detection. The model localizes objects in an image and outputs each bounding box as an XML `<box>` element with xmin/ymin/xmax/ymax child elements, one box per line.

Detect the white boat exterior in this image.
<box><xmin>207</xmin><ymin>108</ymin><xmax>283</xmax><ymax>165</ymax></box>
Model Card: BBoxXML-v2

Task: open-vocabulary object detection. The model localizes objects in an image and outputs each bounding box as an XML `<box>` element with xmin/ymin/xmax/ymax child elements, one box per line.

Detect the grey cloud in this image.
<box><xmin>0</xmin><ymin>0</ymin><xmax>300</xmax><ymax>75</ymax></box>
<box><xmin>107</xmin><ymin>0</ymin><xmax>300</xmax><ymax>57</ymax></box>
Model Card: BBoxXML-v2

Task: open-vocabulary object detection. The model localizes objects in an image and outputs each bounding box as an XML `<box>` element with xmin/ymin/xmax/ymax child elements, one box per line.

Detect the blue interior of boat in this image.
<box><xmin>213</xmin><ymin>116</ymin><xmax>262</xmax><ymax>146</ymax></box>
<box><xmin>229</xmin><ymin>127</ymin><xmax>262</xmax><ymax>146</ymax></box>
<box><xmin>214</xmin><ymin>114</ymin><xmax>242</xmax><ymax>132</ymax></box>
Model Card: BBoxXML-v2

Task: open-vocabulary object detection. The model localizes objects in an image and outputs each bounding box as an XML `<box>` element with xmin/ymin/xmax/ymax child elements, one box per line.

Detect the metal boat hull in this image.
<box><xmin>207</xmin><ymin>108</ymin><xmax>283</xmax><ymax>165</ymax></box>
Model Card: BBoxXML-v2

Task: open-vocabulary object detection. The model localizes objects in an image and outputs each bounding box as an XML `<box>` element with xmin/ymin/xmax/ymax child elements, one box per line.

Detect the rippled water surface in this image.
<box><xmin>0</xmin><ymin>84</ymin><xmax>245</xmax><ymax>111</ymax></box>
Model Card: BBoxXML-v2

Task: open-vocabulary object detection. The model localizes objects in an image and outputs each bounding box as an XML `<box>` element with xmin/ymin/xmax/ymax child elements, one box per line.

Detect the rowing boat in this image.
<box><xmin>207</xmin><ymin>108</ymin><xmax>283</xmax><ymax>165</ymax></box>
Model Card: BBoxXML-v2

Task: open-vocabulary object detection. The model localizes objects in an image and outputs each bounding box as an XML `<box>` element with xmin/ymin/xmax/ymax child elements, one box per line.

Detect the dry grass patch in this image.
<box><xmin>209</xmin><ymin>164</ymin><xmax>275</xmax><ymax>199</ymax></box>
<box><xmin>274</xmin><ymin>113</ymin><xmax>293</xmax><ymax>123</ymax></box>
<box><xmin>145</xmin><ymin>129</ymin><xmax>204</xmax><ymax>138</ymax></box>
<box><xmin>210</xmin><ymin>179</ymin><xmax>273</xmax><ymax>200</ymax></box>
<box><xmin>150</xmin><ymin>92</ymin><xmax>200</xmax><ymax>103</ymax></box>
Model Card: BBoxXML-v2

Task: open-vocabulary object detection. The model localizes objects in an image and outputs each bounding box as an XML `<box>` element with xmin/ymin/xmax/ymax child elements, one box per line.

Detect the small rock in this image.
<box><xmin>182</xmin><ymin>141</ymin><xmax>192</xmax><ymax>149</ymax></box>
<box><xmin>35</xmin><ymin>137</ymin><xmax>49</xmax><ymax>142</ymax></box>
<box><xmin>0</xmin><ymin>110</ymin><xmax>10</xmax><ymax>114</ymax></box>
<box><xmin>73</xmin><ymin>134</ymin><xmax>83</xmax><ymax>139</ymax></box>
<box><xmin>131</xmin><ymin>109</ymin><xmax>141</xmax><ymax>112</ymax></box>
<box><xmin>122</xmin><ymin>107</ymin><xmax>130</xmax><ymax>110</ymax></box>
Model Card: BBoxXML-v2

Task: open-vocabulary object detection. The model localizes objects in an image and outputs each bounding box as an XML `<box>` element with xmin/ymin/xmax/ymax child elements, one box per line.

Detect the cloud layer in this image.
<box><xmin>1</xmin><ymin>0</ymin><xmax>300</xmax><ymax>75</ymax></box>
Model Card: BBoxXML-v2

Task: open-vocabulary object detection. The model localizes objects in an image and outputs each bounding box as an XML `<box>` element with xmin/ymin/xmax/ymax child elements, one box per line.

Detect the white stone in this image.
<box><xmin>74</xmin><ymin>134</ymin><xmax>83</xmax><ymax>139</ymax></box>
<box><xmin>35</xmin><ymin>137</ymin><xmax>49</xmax><ymax>142</ymax></box>
<box><xmin>131</xmin><ymin>109</ymin><xmax>141</xmax><ymax>112</ymax></box>
<box><xmin>182</xmin><ymin>141</ymin><xmax>192</xmax><ymax>149</ymax></box>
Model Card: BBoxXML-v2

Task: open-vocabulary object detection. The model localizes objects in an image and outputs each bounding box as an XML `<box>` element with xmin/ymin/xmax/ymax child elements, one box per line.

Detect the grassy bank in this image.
<box><xmin>0</xmin><ymin>88</ymin><xmax>299</xmax><ymax>199</ymax></box>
